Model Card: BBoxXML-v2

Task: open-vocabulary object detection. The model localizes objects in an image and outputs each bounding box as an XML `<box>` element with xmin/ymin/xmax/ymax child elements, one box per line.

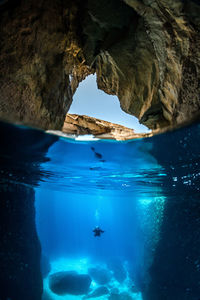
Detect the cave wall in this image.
<box><xmin>0</xmin><ymin>184</ymin><xmax>42</xmax><ymax>300</ymax></box>
<box><xmin>142</xmin><ymin>122</ymin><xmax>200</xmax><ymax>300</ymax></box>
<box><xmin>0</xmin><ymin>121</ymin><xmax>58</xmax><ymax>300</ymax></box>
<box><xmin>0</xmin><ymin>0</ymin><xmax>73</xmax><ymax>129</ymax></box>
<box><xmin>144</xmin><ymin>195</ymin><xmax>200</xmax><ymax>300</ymax></box>
<box><xmin>0</xmin><ymin>0</ymin><xmax>200</xmax><ymax>130</ymax></box>
<box><xmin>83</xmin><ymin>0</ymin><xmax>200</xmax><ymax>129</ymax></box>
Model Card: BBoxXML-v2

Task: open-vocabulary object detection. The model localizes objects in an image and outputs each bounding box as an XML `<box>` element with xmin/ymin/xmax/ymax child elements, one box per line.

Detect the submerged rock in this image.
<box><xmin>42</xmin><ymin>290</ymin><xmax>53</xmax><ymax>300</ymax></box>
<box><xmin>110</xmin><ymin>287</ymin><xmax>120</xmax><ymax>295</ymax></box>
<box><xmin>107</xmin><ymin>259</ymin><xmax>127</xmax><ymax>283</ymax></box>
<box><xmin>49</xmin><ymin>271</ymin><xmax>92</xmax><ymax>295</ymax></box>
<box><xmin>108</xmin><ymin>291</ymin><xmax>135</xmax><ymax>300</ymax></box>
<box><xmin>88</xmin><ymin>266</ymin><xmax>112</xmax><ymax>285</ymax></box>
<box><xmin>83</xmin><ymin>286</ymin><xmax>109</xmax><ymax>298</ymax></box>
<box><xmin>40</xmin><ymin>254</ymin><xmax>51</xmax><ymax>278</ymax></box>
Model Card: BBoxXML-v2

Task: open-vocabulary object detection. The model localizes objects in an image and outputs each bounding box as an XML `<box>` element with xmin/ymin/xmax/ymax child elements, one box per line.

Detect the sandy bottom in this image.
<box><xmin>43</xmin><ymin>257</ymin><xmax>143</xmax><ymax>300</ymax></box>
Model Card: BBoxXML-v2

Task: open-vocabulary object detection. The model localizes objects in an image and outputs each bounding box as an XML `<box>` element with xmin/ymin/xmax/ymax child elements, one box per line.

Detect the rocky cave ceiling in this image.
<box><xmin>0</xmin><ymin>0</ymin><xmax>200</xmax><ymax>130</ymax></box>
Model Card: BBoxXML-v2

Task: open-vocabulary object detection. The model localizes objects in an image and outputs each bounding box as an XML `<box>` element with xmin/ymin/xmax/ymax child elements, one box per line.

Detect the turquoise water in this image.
<box><xmin>1</xmin><ymin>121</ymin><xmax>200</xmax><ymax>299</ymax></box>
<box><xmin>36</xmin><ymin>137</ymin><xmax>160</xmax><ymax>299</ymax></box>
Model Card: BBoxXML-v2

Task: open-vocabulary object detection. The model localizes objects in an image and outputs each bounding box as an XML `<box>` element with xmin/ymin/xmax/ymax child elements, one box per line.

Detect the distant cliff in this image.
<box><xmin>63</xmin><ymin>114</ymin><xmax>151</xmax><ymax>140</ymax></box>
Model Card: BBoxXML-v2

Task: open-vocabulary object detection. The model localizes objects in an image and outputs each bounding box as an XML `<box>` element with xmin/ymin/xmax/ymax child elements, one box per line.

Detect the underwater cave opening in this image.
<box><xmin>68</xmin><ymin>74</ymin><xmax>150</xmax><ymax>134</ymax></box>
<box><xmin>35</xmin><ymin>186</ymin><xmax>150</xmax><ymax>300</ymax></box>
<box><xmin>33</xmin><ymin>133</ymin><xmax>167</xmax><ymax>300</ymax></box>
<box><xmin>33</xmin><ymin>120</ymin><xmax>200</xmax><ymax>300</ymax></box>
<box><xmin>1</xmin><ymin>119</ymin><xmax>199</xmax><ymax>300</ymax></box>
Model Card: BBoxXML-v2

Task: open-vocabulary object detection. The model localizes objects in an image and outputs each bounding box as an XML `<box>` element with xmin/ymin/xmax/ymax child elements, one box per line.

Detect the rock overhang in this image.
<box><xmin>0</xmin><ymin>0</ymin><xmax>200</xmax><ymax>131</ymax></box>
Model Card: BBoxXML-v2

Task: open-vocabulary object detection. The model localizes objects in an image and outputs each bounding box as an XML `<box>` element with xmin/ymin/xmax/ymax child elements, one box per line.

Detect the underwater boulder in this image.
<box><xmin>40</xmin><ymin>254</ymin><xmax>51</xmax><ymax>278</ymax></box>
<box><xmin>88</xmin><ymin>266</ymin><xmax>112</xmax><ymax>285</ymax></box>
<box><xmin>42</xmin><ymin>290</ymin><xmax>53</xmax><ymax>300</ymax></box>
<box><xmin>49</xmin><ymin>271</ymin><xmax>92</xmax><ymax>295</ymax></box>
<box><xmin>83</xmin><ymin>286</ymin><xmax>109</xmax><ymax>298</ymax></box>
<box><xmin>110</xmin><ymin>287</ymin><xmax>120</xmax><ymax>295</ymax></box>
<box><xmin>108</xmin><ymin>291</ymin><xmax>134</xmax><ymax>300</ymax></box>
<box><xmin>107</xmin><ymin>259</ymin><xmax>126</xmax><ymax>283</ymax></box>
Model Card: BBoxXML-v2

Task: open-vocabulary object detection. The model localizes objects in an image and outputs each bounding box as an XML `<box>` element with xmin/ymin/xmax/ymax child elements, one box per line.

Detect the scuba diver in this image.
<box><xmin>93</xmin><ymin>226</ymin><xmax>105</xmax><ymax>237</ymax></box>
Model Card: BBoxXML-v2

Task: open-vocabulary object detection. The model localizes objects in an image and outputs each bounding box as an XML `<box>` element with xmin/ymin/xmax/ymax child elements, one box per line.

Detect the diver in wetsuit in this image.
<box><xmin>93</xmin><ymin>226</ymin><xmax>105</xmax><ymax>237</ymax></box>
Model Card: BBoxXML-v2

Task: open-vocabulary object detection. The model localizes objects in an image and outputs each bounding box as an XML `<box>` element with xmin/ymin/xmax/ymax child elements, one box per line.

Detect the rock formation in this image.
<box><xmin>0</xmin><ymin>2</ymin><xmax>200</xmax><ymax>300</ymax></box>
<box><xmin>0</xmin><ymin>0</ymin><xmax>200</xmax><ymax>130</ymax></box>
<box><xmin>142</xmin><ymin>121</ymin><xmax>200</xmax><ymax>300</ymax></box>
<box><xmin>40</xmin><ymin>254</ymin><xmax>51</xmax><ymax>278</ymax></box>
<box><xmin>0</xmin><ymin>185</ymin><xmax>42</xmax><ymax>300</ymax></box>
<box><xmin>83</xmin><ymin>286</ymin><xmax>109</xmax><ymax>299</ymax></box>
<box><xmin>0</xmin><ymin>121</ymin><xmax>58</xmax><ymax>300</ymax></box>
<box><xmin>62</xmin><ymin>114</ymin><xmax>151</xmax><ymax>140</ymax></box>
<box><xmin>49</xmin><ymin>271</ymin><xmax>92</xmax><ymax>295</ymax></box>
<box><xmin>88</xmin><ymin>266</ymin><xmax>112</xmax><ymax>285</ymax></box>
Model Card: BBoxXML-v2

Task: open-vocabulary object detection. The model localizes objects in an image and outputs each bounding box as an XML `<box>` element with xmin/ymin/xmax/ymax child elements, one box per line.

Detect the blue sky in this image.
<box><xmin>68</xmin><ymin>74</ymin><xmax>149</xmax><ymax>133</ymax></box>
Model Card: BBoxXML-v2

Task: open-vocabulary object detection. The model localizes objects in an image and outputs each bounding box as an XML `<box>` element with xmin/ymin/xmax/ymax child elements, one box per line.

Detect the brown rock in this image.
<box><xmin>0</xmin><ymin>0</ymin><xmax>200</xmax><ymax>130</ymax></box>
<box><xmin>62</xmin><ymin>114</ymin><xmax>151</xmax><ymax>140</ymax></box>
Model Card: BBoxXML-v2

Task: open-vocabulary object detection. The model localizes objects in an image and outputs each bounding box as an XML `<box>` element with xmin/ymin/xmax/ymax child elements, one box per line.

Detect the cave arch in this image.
<box><xmin>0</xmin><ymin>0</ymin><xmax>200</xmax><ymax>131</ymax></box>
<box><xmin>68</xmin><ymin>74</ymin><xmax>149</xmax><ymax>133</ymax></box>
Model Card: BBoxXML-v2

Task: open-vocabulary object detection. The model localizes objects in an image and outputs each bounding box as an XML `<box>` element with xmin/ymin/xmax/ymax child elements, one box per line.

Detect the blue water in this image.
<box><xmin>35</xmin><ymin>138</ymin><xmax>161</xmax><ymax>299</ymax></box>
<box><xmin>1</xmin><ymin>121</ymin><xmax>200</xmax><ymax>299</ymax></box>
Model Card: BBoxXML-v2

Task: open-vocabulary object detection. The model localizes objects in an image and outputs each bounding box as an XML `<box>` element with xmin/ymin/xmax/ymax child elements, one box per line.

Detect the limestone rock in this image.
<box><xmin>63</xmin><ymin>114</ymin><xmax>151</xmax><ymax>140</ymax></box>
<box><xmin>142</xmin><ymin>124</ymin><xmax>200</xmax><ymax>300</ymax></box>
<box><xmin>49</xmin><ymin>271</ymin><xmax>92</xmax><ymax>295</ymax></box>
<box><xmin>0</xmin><ymin>0</ymin><xmax>200</xmax><ymax>130</ymax></box>
<box><xmin>83</xmin><ymin>286</ymin><xmax>109</xmax><ymax>299</ymax></box>
<box><xmin>0</xmin><ymin>121</ymin><xmax>58</xmax><ymax>300</ymax></box>
<box><xmin>40</xmin><ymin>254</ymin><xmax>51</xmax><ymax>278</ymax></box>
<box><xmin>108</xmin><ymin>291</ymin><xmax>134</xmax><ymax>300</ymax></box>
<box><xmin>42</xmin><ymin>290</ymin><xmax>53</xmax><ymax>300</ymax></box>
<box><xmin>107</xmin><ymin>259</ymin><xmax>127</xmax><ymax>283</ymax></box>
<box><xmin>88</xmin><ymin>266</ymin><xmax>112</xmax><ymax>285</ymax></box>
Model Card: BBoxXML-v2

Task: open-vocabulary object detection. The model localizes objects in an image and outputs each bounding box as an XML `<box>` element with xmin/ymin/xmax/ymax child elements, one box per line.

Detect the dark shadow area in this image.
<box><xmin>143</xmin><ymin>121</ymin><xmax>200</xmax><ymax>300</ymax></box>
<box><xmin>0</xmin><ymin>121</ymin><xmax>58</xmax><ymax>300</ymax></box>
